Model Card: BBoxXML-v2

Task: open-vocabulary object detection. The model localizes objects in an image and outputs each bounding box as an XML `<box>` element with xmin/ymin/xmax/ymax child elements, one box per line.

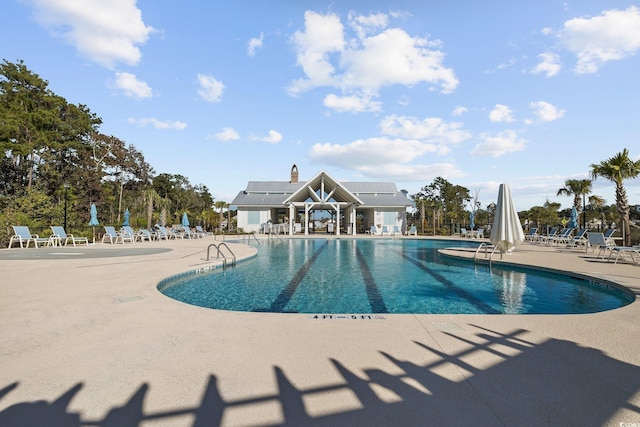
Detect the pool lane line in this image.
<box><xmin>398</xmin><ymin>251</ymin><xmax>500</xmax><ymax>314</ymax></box>
<box><xmin>355</xmin><ymin>247</ymin><xmax>389</xmax><ymax>314</ymax></box>
<box><xmin>268</xmin><ymin>241</ymin><xmax>329</xmax><ymax>312</ymax></box>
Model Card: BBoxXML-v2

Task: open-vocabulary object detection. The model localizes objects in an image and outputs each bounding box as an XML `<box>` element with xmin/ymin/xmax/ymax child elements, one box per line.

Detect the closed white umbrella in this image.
<box><xmin>490</xmin><ymin>183</ymin><xmax>525</xmax><ymax>254</ymax></box>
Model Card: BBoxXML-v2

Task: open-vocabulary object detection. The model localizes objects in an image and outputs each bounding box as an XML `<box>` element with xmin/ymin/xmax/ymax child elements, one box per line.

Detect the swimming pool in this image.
<box><xmin>158</xmin><ymin>239</ymin><xmax>633</xmax><ymax>314</ymax></box>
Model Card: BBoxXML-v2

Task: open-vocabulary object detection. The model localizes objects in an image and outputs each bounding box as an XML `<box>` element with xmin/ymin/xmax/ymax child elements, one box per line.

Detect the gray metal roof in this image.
<box><xmin>232</xmin><ymin>174</ymin><xmax>412</xmax><ymax>208</ymax></box>
<box><xmin>245</xmin><ymin>181</ymin><xmax>303</xmax><ymax>193</ymax></box>
<box><xmin>231</xmin><ymin>192</ymin><xmax>290</xmax><ymax>206</ymax></box>
<box><xmin>342</xmin><ymin>182</ymin><xmax>398</xmax><ymax>193</ymax></box>
<box><xmin>357</xmin><ymin>192</ymin><xmax>413</xmax><ymax>207</ymax></box>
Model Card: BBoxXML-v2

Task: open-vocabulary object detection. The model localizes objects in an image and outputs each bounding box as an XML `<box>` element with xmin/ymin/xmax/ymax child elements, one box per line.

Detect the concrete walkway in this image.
<box><xmin>0</xmin><ymin>236</ymin><xmax>638</xmax><ymax>426</ymax></box>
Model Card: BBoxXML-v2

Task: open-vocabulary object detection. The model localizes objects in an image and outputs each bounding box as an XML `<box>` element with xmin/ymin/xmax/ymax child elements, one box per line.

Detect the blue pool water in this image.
<box><xmin>158</xmin><ymin>239</ymin><xmax>633</xmax><ymax>314</ymax></box>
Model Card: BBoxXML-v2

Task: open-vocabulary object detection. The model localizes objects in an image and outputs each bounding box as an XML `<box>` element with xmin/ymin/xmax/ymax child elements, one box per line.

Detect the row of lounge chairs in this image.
<box><xmin>523</xmin><ymin>226</ymin><xmax>640</xmax><ymax>264</ymax></box>
<box><xmin>524</xmin><ymin>227</ymin><xmax>610</xmax><ymax>248</ymax></box>
<box><xmin>8</xmin><ymin>225</ymin><xmax>89</xmax><ymax>248</ymax></box>
<box><xmin>7</xmin><ymin>224</ymin><xmax>213</xmax><ymax>248</ymax></box>
<box><xmin>368</xmin><ymin>225</ymin><xmax>408</xmax><ymax>236</ymax></box>
<box><xmin>461</xmin><ymin>227</ymin><xmax>484</xmax><ymax>238</ymax></box>
<box><xmin>101</xmin><ymin>225</ymin><xmax>212</xmax><ymax>244</ymax></box>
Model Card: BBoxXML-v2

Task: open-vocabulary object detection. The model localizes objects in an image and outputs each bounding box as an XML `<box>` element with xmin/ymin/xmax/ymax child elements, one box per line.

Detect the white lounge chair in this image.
<box><xmin>195</xmin><ymin>225</ymin><xmax>212</xmax><ymax>237</ymax></box>
<box><xmin>568</xmin><ymin>228</ymin><xmax>588</xmax><ymax>248</ymax></box>
<box><xmin>120</xmin><ymin>226</ymin><xmax>138</xmax><ymax>243</ymax></box>
<box><xmin>102</xmin><ymin>226</ymin><xmax>129</xmax><ymax>244</ymax></box>
<box><xmin>586</xmin><ymin>232</ymin><xmax>615</xmax><ymax>258</ymax></box>
<box><xmin>537</xmin><ymin>227</ymin><xmax>558</xmax><ymax>245</ymax></box>
<box><xmin>381</xmin><ymin>226</ymin><xmax>390</xmax><ymax>235</ymax></box>
<box><xmin>50</xmin><ymin>226</ymin><xmax>89</xmax><ymax>246</ymax></box>
<box><xmin>547</xmin><ymin>228</ymin><xmax>574</xmax><ymax>246</ymax></box>
<box><xmin>524</xmin><ymin>227</ymin><xmax>538</xmax><ymax>241</ymax></box>
<box><xmin>391</xmin><ymin>225</ymin><xmax>401</xmax><ymax>236</ymax></box>
<box><xmin>8</xmin><ymin>226</ymin><xmax>53</xmax><ymax>248</ymax></box>
<box><xmin>408</xmin><ymin>225</ymin><xmax>417</xmax><ymax>236</ymax></box>
<box><xmin>137</xmin><ymin>229</ymin><xmax>155</xmax><ymax>241</ymax></box>
<box><xmin>609</xmin><ymin>245</ymin><xmax>640</xmax><ymax>264</ymax></box>
<box><xmin>157</xmin><ymin>225</ymin><xmax>179</xmax><ymax>239</ymax></box>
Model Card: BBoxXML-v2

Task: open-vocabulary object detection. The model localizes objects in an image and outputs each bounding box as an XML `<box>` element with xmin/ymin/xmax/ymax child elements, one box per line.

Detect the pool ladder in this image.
<box><xmin>206</xmin><ymin>243</ymin><xmax>236</xmax><ymax>269</ymax></box>
<box><xmin>474</xmin><ymin>242</ymin><xmax>502</xmax><ymax>267</ymax></box>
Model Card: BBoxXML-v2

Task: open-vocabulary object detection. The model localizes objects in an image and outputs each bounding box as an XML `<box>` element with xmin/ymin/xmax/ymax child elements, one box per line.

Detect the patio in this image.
<box><xmin>0</xmin><ymin>237</ymin><xmax>638</xmax><ymax>425</ymax></box>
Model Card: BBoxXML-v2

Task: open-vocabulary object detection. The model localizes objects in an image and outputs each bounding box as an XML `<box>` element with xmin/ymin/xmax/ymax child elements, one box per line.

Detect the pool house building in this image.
<box><xmin>231</xmin><ymin>165</ymin><xmax>413</xmax><ymax>235</ymax></box>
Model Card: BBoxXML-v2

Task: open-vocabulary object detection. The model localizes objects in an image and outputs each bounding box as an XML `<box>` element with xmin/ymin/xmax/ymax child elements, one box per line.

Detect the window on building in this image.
<box><xmin>248</xmin><ymin>211</ymin><xmax>260</xmax><ymax>225</ymax></box>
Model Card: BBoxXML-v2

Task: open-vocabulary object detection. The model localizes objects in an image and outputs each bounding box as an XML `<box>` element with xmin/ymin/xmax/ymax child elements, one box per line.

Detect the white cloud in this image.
<box><xmin>128</xmin><ymin>118</ymin><xmax>187</xmax><ymax>130</ymax></box>
<box><xmin>531</xmin><ymin>52</ymin><xmax>562</xmax><ymax>77</ymax></box>
<box><xmin>197</xmin><ymin>74</ymin><xmax>225</xmax><ymax>102</ymax></box>
<box><xmin>558</xmin><ymin>6</ymin><xmax>640</xmax><ymax>74</ymax></box>
<box><xmin>289</xmin><ymin>11</ymin><xmax>345</xmax><ymax>94</ymax></box>
<box><xmin>530</xmin><ymin>101</ymin><xmax>566</xmax><ymax>122</ymax></box>
<box><xmin>308</xmin><ymin>135</ymin><xmax>466</xmax><ymax>181</ymax></box>
<box><xmin>288</xmin><ymin>10</ymin><xmax>458</xmax><ymax>108</ymax></box>
<box><xmin>355</xmin><ymin>162</ymin><xmax>466</xmax><ymax>181</ymax></box>
<box><xmin>471</xmin><ymin>130</ymin><xmax>526</xmax><ymax>157</ymax></box>
<box><xmin>379</xmin><ymin>115</ymin><xmax>471</xmax><ymax>144</ymax></box>
<box><xmin>27</xmin><ymin>0</ymin><xmax>154</xmax><ymax>68</ymax></box>
<box><xmin>261</xmin><ymin>130</ymin><xmax>283</xmax><ymax>144</ymax></box>
<box><xmin>308</xmin><ymin>137</ymin><xmax>440</xmax><ymax>170</ymax></box>
<box><xmin>113</xmin><ymin>72</ymin><xmax>152</xmax><ymax>99</ymax></box>
<box><xmin>247</xmin><ymin>32</ymin><xmax>264</xmax><ymax>56</ymax></box>
<box><xmin>452</xmin><ymin>106</ymin><xmax>468</xmax><ymax>116</ymax></box>
<box><xmin>214</xmin><ymin>127</ymin><xmax>240</xmax><ymax>141</ymax></box>
<box><xmin>323</xmin><ymin>93</ymin><xmax>381</xmax><ymax>113</ymax></box>
<box><xmin>488</xmin><ymin>104</ymin><xmax>515</xmax><ymax>123</ymax></box>
<box><xmin>348</xmin><ymin>11</ymin><xmax>388</xmax><ymax>39</ymax></box>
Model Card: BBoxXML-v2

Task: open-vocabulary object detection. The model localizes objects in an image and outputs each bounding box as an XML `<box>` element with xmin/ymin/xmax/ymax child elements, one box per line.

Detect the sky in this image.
<box><xmin>2</xmin><ymin>0</ymin><xmax>640</xmax><ymax>212</ymax></box>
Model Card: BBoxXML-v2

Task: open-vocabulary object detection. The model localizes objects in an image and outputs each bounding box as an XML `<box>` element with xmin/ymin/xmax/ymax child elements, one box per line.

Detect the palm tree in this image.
<box><xmin>139</xmin><ymin>188</ymin><xmax>163</xmax><ymax>230</ymax></box>
<box><xmin>214</xmin><ymin>201</ymin><xmax>229</xmax><ymax>231</ymax></box>
<box><xmin>590</xmin><ymin>148</ymin><xmax>640</xmax><ymax>246</ymax></box>
<box><xmin>556</xmin><ymin>179</ymin><xmax>593</xmax><ymax>228</ymax></box>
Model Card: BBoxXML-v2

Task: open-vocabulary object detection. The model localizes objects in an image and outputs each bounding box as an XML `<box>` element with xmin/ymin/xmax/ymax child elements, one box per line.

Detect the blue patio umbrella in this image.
<box><xmin>182</xmin><ymin>212</ymin><xmax>189</xmax><ymax>227</ymax></box>
<box><xmin>469</xmin><ymin>211</ymin><xmax>475</xmax><ymax>229</ymax></box>
<box><xmin>568</xmin><ymin>206</ymin><xmax>579</xmax><ymax>229</ymax></box>
<box><xmin>123</xmin><ymin>208</ymin><xmax>130</xmax><ymax>226</ymax></box>
<box><xmin>89</xmin><ymin>203</ymin><xmax>99</xmax><ymax>243</ymax></box>
<box><xmin>89</xmin><ymin>203</ymin><xmax>99</xmax><ymax>226</ymax></box>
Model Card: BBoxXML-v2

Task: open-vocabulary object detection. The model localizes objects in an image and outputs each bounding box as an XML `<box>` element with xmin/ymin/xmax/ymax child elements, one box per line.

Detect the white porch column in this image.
<box><xmin>288</xmin><ymin>204</ymin><xmax>294</xmax><ymax>235</ymax></box>
<box><xmin>305</xmin><ymin>204</ymin><xmax>310</xmax><ymax>235</ymax></box>
<box><xmin>350</xmin><ymin>206</ymin><xmax>356</xmax><ymax>235</ymax></box>
<box><xmin>336</xmin><ymin>204</ymin><xmax>340</xmax><ymax>236</ymax></box>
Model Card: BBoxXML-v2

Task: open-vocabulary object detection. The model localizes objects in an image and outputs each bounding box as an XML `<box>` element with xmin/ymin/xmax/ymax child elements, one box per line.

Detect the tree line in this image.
<box><xmin>0</xmin><ymin>59</ymin><xmax>228</xmax><ymax>246</ymax></box>
<box><xmin>411</xmin><ymin>149</ymin><xmax>640</xmax><ymax>246</ymax></box>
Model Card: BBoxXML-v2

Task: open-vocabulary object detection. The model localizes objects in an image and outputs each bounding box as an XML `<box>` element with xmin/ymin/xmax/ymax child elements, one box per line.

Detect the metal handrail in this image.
<box><xmin>474</xmin><ymin>242</ymin><xmax>489</xmax><ymax>261</ymax></box>
<box><xmin>268</xmin><ymin>229</ymin><xmax>284</xmax><ymax>242</ymax></box>
<box><xmin>247</xmin><ymin>231</ymin><xmax>260</xmax><ymax>245</ymax></box>
<box><xmin>473</xmin><ymin>242</ymin><xmax>503</xmax><ymax>267</ymax></box>
<box><xmin>206</xmin><ymin>243</ymin><xmax>236</xmax><ymax>268</ymax></box>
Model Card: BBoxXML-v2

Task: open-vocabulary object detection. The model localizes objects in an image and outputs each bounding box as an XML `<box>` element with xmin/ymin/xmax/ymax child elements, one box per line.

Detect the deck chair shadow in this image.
<box><xmin>8</xmin><ymin>226</ymin><xmax>52</xmax><ymax>248</ymax></box>
<box><xmin>50</xmin><ymin>226</ymin><xmax>89</xmax><ymax>246</ymax></box>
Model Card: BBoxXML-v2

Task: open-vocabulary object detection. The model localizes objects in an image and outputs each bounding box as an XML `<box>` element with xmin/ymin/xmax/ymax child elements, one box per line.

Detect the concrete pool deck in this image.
<box><xmin>0</xmin><ymin>235</ymin><xmax>638</xmax><ymax>426</ymax></box>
